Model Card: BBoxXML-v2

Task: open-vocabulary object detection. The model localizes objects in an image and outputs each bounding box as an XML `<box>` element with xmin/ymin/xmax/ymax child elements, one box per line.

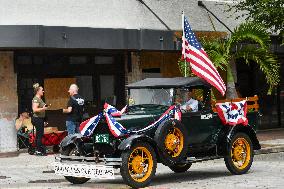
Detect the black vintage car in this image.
<box><xmin>55</xmin><ymin>77</ymin><xmax>261</xmax><ymax>188</ymax></box>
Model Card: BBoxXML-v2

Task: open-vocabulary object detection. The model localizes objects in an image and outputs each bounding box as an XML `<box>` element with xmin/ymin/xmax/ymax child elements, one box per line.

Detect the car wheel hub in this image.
<box><xmin>165</xmin><ymin>134</ymin><xmax>178</xmax><ymax>151</ymax></box>
<box><xmin>233</xmin><ymin>145</ymin><xmax>244</xmax><ymax>161</ymax></box>
<box><xmin>131</xmin><ymin>156</ymin><xmax>144</xmax><ymax>174</ymax></box>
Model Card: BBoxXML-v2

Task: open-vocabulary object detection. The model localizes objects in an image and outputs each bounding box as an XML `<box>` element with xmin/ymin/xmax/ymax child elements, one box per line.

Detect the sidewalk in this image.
<box><xmin>1</xmin><ymin>128</ymin><xmax>284</xmax><ymax>158</ymax></box>
<box><xmin>255</xmin><ymin>128</ymin><xmax>284</xmax><ymax>154</ymax></box>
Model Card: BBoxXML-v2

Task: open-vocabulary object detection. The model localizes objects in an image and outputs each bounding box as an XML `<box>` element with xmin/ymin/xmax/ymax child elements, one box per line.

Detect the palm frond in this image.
<box><xmin>177</xmin><ymin>58</ymin><xmax>190</xmax><ymax>77</ymax></box>
<box><xmin>200</xmin><ymin>38</ymin><xmax>228</xmax><ymax>70</ymax></box>
<box><xmin>231</xmin><ymin>22</ymin><xmax>271</xmax><ymax>49</ymax></box>
<box><xmin>235</xmin><ymin>45</ymin><xmax>280</xmax><ymax>87</ymax></box>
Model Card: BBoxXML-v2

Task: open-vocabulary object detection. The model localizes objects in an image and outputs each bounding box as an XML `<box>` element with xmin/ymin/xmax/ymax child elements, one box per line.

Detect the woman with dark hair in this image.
<box><xmin>31</xmin><ymin>83</ymin><xmax>49</xmax><ymax>156</ymax></box>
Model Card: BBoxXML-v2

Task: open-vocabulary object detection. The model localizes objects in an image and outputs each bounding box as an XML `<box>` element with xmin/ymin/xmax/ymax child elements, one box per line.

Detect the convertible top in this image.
<box><xmin>127</xmin><ymin>77</ymin><xmax>211</xmax><ymax>88</ymax></box>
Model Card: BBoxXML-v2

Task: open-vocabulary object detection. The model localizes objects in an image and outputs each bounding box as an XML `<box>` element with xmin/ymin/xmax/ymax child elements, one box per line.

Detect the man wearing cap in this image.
<box><xmin>180</xmin><ymin>89</ymin><xmax>198</xmax><ymax>112</ymax></box>
<box><xmin>63</xmin><ymin>84</ymin><xmax>85</xmax><ymax>135</ymax></box>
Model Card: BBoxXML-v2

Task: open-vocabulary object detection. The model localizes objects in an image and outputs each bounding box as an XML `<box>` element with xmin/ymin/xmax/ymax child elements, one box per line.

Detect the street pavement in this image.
<box><xmin>0</xmin><ymin>151</ymin><xmax>284</xmax><ymax>189</ymax></box>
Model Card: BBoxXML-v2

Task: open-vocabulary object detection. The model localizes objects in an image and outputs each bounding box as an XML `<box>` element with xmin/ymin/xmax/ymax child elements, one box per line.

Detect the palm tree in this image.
<box><xmin>200</xmin><ymin>22</ymin><xmax>280</xmax><ymax>99</ymax></box>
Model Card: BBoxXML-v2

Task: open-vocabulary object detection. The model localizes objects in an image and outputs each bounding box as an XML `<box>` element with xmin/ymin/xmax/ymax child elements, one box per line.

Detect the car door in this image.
<box><xmin>181</xmin><ymin>109</ymin><xmax>215</xmax><ymax>145</ymax></box>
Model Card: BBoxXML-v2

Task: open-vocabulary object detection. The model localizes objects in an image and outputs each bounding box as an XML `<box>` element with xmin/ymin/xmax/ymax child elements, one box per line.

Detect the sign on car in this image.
<box><xmin>53</xmin><ymin>162</ymin><xmax>115</xmax><ymax>179</ymax></box>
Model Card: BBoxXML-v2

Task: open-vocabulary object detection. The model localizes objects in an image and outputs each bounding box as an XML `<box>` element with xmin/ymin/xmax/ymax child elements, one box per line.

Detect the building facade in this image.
<box><xmin>0</xmin><ymin>0</ymin><xmax>283</xmax><ymax>152</ymax></box>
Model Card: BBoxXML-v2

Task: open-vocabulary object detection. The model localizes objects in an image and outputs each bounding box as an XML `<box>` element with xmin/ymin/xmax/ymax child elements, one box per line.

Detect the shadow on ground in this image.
<box><xmin>28</xmin><ymin>169</ymin><xmax>231</xmax><ymax>188</ymax></box>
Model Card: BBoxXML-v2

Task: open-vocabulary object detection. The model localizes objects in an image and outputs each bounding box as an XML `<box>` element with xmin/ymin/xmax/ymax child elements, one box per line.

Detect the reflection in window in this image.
<box><xmin>129</xmin><ymin>88</ymin><xmax>173</xmax><ymax>106</ymax></box>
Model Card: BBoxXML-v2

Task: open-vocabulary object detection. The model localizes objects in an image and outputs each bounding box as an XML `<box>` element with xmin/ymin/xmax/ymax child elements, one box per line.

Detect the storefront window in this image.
<box><xmin>17</xmin><ymin>56</ymin><xmax>32</xmax><ymax>64</ymax></box>
<box><xmin>100</xmin><ymin>75</ymin><xmax>115</xmax><ymax>105</ymax></box>
<box><xmin>69</xmin><ymin>56</ymin><xmax>87</xmax><ymax>64</ymax></box>
<box><xmin>95</xmin><ymin>56</ymin><xmax>113</xmax><ymax>64</ymax></box>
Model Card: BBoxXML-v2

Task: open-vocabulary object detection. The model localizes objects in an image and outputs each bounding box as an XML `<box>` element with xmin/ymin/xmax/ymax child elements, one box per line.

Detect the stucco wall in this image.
<box><xmin>0</xmin><ymin>52</ymin><xmax>17</xmax><ymax>152</ymax></box>
<box><xmin>0</xmin><ymin>0</ymin><xmax>244</xmax><ymax>32</ymax></box>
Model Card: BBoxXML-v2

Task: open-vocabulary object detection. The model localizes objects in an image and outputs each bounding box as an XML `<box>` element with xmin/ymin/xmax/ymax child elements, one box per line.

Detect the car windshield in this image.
<box><xmin>128</xmin><ymin>88</ymin><xmax>174</xmax><ymax>106</ymax></box>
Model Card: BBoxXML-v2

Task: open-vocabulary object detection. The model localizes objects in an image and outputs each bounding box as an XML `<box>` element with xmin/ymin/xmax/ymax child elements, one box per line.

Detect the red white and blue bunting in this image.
<box><xmin>215</xmin><ymin>100</ymin><xmax>248</xmax><ymax>126</ymax></box>
<box><xmin>79</xmin><ymin>103</ymin><xmax>182</xmax><ymax>137</ymax></box>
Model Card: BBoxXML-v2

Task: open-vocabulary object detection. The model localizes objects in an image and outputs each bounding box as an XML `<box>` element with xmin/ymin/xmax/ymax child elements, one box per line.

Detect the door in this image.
<box><xmin>182</xmin><ymin>109</ymin><xmax>215</xmax><ymax>145</ymax></box>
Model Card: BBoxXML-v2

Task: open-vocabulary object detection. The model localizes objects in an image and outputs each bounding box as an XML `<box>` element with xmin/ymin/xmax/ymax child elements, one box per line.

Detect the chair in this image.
<box><xmin>17</xmin><ymin>126</ymin><xmax>31</xmax><ymax>150</ymax></box>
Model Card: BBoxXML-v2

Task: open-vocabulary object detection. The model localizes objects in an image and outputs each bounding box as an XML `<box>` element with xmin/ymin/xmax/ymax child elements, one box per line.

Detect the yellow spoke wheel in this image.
<box><xmin>231</xmin><ymin>138</ymin><xmax>251</xmax><ymax>170</ymax></box>
<box><xmin>128</xmin><ymin>146</ymin><xmax>153</xmax><ymax>182</ymax></box>
<box><xmin>164</xmin><ymin>127</ymin><xmax>184</xmax><ymax>158</ymax></box>
<box><xmin>154</xmin><ymin>120</ymin><xmax>188</xmax><ymax>165</ymax></box>
<box><xmin>121</xmin><ymin>142</ymin><xmax>157</xmax><ymax>188</ymax></box>
<box><xmin>225</xmin><ymin>133</ymin><xmax>254</xmax><ymax>175</ymax></box>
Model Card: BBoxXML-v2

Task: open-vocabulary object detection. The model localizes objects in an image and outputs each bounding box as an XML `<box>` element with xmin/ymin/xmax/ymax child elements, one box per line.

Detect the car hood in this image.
<box><xmin>114</xmin><ymin>104</ymin><xmax>169</xmax><ymax>130</ymax></box>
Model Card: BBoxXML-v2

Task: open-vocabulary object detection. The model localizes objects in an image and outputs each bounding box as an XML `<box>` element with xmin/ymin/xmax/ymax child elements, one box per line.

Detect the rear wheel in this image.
<box><xmin>120</xmin><ymin>142</ymin><xmax>157</xmax><ymax>189</ymax></box>
<box><xmin>169</xmin><ymin>163</ymin><xmax>192</xmax><ymax>173</ymax></box>
<box><xmin>61</xmin><ymin>145</ymin><xmax>90</xmax><ymax>184</ymax></box>
<box><xmin>224</xmin><ymin>133</ymin><xmax>254</xmax><ymax>175</ymax></box>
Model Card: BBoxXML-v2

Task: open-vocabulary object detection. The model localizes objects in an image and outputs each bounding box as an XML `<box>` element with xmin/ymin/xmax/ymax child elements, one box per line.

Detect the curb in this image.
<box><xmin>0</xmin><ymin>151</ymin><xmax>20</xmax><ymax>158</ymax></box>
<box><xmin>255</xmin><ymin>146</ymin><xmax>284</xmax><ymax>155</ymax></box>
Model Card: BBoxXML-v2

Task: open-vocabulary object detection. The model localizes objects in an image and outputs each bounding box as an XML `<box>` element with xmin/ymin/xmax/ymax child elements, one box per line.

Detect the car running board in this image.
<box><xmin>183</xmin><ymin>156</ymin><xmax>223</xmax><ymax>163</ymax></box>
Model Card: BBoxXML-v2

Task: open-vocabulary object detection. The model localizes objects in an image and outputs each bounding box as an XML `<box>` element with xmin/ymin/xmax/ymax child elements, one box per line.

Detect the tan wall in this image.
<box><xmin>140</xmin><ymin>51</ymin><xmax>182</xmax><ymax>77</ymax></box>
<box><xmin>44</xmin><ymin>78</ymin><xmax>76</xmax><ymax>110</ymax></box>
<box><xmin>126</xmin><ymin>51</ymin><xmax>182</xmax><ymax>85</ymax></box>
<box><xmin>0</xmin><ymin>51</ymin><xmax>18</xmax><ymax>152</ymax></box>
<box><xmin>126</xmin><ymin>50</ymin><xmax>227</xmax><ymax>100</ymax></box>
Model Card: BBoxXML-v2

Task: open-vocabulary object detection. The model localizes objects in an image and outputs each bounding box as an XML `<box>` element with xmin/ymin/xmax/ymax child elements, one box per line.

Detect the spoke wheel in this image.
<box><xmin>155</xmin><ymin>120</ymin><xmax>188</xmax><ymax>165</ymax></box>
<box><xmin>164</xmin><ymin>127</ymin><xmax>184</xmax><ymax>158</ymax></box>
<box><xmin>61</xmin><ymin>145</ymin><xmax>90</xmax><ymax>184</ymax></box>
<box><xmin>121</xmin><ymin>142</ymin><xmax>157</xmax><ymax>188</ymax></box>
<box><xmin>225</xmin><ymin>133</ymin><xmax>254</xmax><ymax>175</ymax></box>
<box><xmin>231</xmin><ymin>138</ymin><xmax>251</xmax><ymax>169</ymax></box>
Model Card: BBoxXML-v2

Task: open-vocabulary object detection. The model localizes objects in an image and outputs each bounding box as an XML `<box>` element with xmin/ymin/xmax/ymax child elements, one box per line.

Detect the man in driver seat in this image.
<box><xmin>180</xmin><ymin>89</ymin><xmax>198</xmax><ymax>112</ymax></box>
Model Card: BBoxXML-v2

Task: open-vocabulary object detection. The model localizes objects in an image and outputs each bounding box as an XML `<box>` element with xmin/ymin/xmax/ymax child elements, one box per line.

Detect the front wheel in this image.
<box><xmin>154</xmin><ymin>120</ymin><xmax>188</xmax><ymax>165</ymax></box>
<box><xmin>169</xmin><ymin>163</ymin><xmax>192</xmax><ymax>173</ymax></box>
<box><xmin>61</xmin><ymin>145</ymin><xmax>90</xmax><ymax>184</ymax></box>
<box><xmin>120</xmin><ymin>142</ymin><xmax>157</xmax><ymax>189</ymax></box>
<box><xmin>224</xmin><ymin>132</ymin><xmax>254</xmax><ymax>175</ymax></box>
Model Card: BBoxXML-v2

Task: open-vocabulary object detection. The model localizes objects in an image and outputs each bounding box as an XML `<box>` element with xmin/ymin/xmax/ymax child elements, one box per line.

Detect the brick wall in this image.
<box><xmin>0</xmin><ymin>51</ymin><xmax>18</xmax><ymax>152</ymax></box>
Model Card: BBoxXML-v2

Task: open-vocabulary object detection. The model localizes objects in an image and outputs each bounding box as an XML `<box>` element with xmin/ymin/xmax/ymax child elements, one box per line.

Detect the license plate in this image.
<box><xmin>53</xmin><ymin>162</ymin><xmax>115</xmax><ymax>179</ymax></box>
<box><xmin>95</xmin><ymin>134</ymin><xmax>109</xmax><ymax>143</ymax></box>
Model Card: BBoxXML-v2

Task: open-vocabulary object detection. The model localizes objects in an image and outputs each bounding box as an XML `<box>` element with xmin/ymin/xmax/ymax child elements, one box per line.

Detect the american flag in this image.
<box><xmin>182</xmin><ymin>14</ymin><xmax>226</xmax><ymax>96</ymax></box>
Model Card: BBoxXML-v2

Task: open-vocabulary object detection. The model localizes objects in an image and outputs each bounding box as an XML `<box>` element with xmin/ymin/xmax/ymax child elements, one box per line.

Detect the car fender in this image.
<box><xmin>60</xmin><ymin>133</ymin><xmax>83</xmax><ymax>149</ymax></box>
<box><xmin>118</xmin><ymin>134</ymin><xmax>156</xmax><ymax>151</ymax></box>
<box><xmin>226</xmin><ymin>124</ymin><xmax>261</xmax><ymax>150</ymax></box>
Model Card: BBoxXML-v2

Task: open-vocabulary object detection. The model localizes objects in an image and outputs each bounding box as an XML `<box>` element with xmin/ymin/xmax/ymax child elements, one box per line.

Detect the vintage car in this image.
<box><xmin>54</xmin><ymin>77</ymin><xmax>261</xmax><ymax>188</ymax></box>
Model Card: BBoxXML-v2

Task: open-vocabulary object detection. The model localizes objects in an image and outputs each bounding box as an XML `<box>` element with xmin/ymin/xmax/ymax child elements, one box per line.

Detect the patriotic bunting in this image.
<box><xmin>215</xmin><ymin>100</ymin><xmax>248</xmax><ymax>126</ymax></box>
<box><xmin>79</xmin><ymin>103</ymin><xmax>182</xmax><ymax>137</ymax></box>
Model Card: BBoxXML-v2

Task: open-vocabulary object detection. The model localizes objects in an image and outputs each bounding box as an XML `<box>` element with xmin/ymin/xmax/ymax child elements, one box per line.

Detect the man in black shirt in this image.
<box><xmin>63</xmin><ymin>84</ymin><xmax>85</xmax><ymax>135</ymax></box>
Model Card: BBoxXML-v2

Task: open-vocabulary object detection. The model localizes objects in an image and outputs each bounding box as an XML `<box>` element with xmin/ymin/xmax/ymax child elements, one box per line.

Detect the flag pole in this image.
<box><xmin>182</xmin><ymin>11</ymin><xmax>187</xmax><ymax>77</ymax></box>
